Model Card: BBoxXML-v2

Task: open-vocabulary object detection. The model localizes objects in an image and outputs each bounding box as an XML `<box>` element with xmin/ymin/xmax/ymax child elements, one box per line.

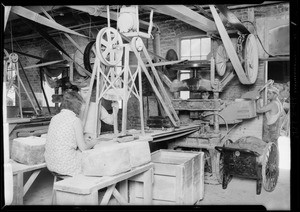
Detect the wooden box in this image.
<box><xmin>129</xmin><ymin>149</ymin><xmax>204</xmax><ymax>205</ymax></box>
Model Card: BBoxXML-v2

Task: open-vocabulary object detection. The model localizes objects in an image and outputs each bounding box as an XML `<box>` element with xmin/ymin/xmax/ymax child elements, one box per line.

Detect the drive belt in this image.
<box><xmin>215</xmin><ymin>5</ymin><xmax>250</xmax><ymax>35</ymax></box>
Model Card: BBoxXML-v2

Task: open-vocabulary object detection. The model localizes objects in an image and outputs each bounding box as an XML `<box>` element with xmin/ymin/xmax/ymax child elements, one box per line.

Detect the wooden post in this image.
<box><xmin>13</xmin><ymin>173</ymin><xmax>23</xmax><ymax>205</ymax></box>
<box><xmin>121</xmin><ymin>46</ymin><xmax>130</xmax><ymax>135</ymax></box>
<box><xmin>113</xmin><ymin>101</ymin><xmax>119</xmax><ymax>135</ymax></box>
<box><xmin>143</xmin><ymin>167</ymin><xmax>153</xmax><ymax>205</ymax></box>
<box><xmin>16</xmin><ymin>63</ymin><xmax>23</xmax><ymax>118</ymax></box>
<box><xmin>264</xmin><ymin>61</ymin><xmax>268</xmax><ymax>105</ymax></box>
<box><xmin>137</xmin><ymin>55</ymin><xmax>145</xmax><ymax>135</ymax></box>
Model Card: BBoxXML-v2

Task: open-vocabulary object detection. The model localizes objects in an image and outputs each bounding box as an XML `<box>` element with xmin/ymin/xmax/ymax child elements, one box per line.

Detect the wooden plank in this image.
<box><xmin>100</xmin><ymin>184</ymin><xmax>115</xmax><ymax>205</ymax></box>
<box><xmin>118</xmin><ymin>180</ymin><xmax>128</xmax><ymax>203</ymax></box>
<box><xmin>10</xmin><ymin>160</ymin><xmax>46</xmax><ymax>174</ymax></box>
<box><xmin>175</xmin><ymin>166</ymin><xmax>184</xmax><ymax>204</ymax></box>
<box><xmin>112</xmin><ymin>188</ymin><xmax>128</xmax><ymax>205</ymax></box>
<box><xmin>143</xmin><ymin>168</ymin><xmax>153</xmax><ymax>205</ymax></box>
<box><xmin>121</xmin><ymin>46</ymin><xmax>130</xmax><ymax>135</ymax></box>
<box><xmin>146</xmin><ymin>5</ymin><xmax>216</xmax><ymax>32</ymax></box>
<box><xmin>153</xmin><ymin>175</ymin><xmax>176</xmax><ymax>201</ymax></box>
<box><xmin>153</xmin><ymin>163</ymin><xmax>178</xmax><ymax>176</ymax></box>
<box><xmin>209</xmin><ymin>5</ymin><xmax>250</xmax><ymax>84</ymax></box>
<box><xmin>199</xmin><ymin>152</ymin><xmax>205</xmax><ymax>200</ymax></box>
<box><xmin>23</xmin><ymin>170</ymin><xmax>41</xmax><ymax>195</ymax></box>
<box><xmin>12</xmin><ymin>173</ymin><xmax>23</xmax><ymax>205</ymax></box>
<box><xmin>56</xmin><ymin>190</ymin><xmax>98</xmax><ymax>205</ymax></box>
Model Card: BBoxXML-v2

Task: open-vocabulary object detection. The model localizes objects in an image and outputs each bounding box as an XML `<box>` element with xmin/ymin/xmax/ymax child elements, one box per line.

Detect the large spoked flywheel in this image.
<box><xmin>215</xmin><ymin>44</ymin><xmax>228</xmax><ymax>76</ymax></box>
<box><xmin>243</xmin><ymin>34</ymin><xmax>259</xmax><ymax>84</ymax></box>
<box><xmin>262</xmin><ymin>142</ymin><xmax>279</xmax><ymax>192</ymax></box>
<box><xmin>96</xmin><ymin>27</ymin><xmax>123</xmax><ymax>66</ymax></box>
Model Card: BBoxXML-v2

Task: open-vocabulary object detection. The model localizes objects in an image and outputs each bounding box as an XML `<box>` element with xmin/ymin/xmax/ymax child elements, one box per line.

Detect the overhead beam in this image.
<box><xmin>10</xmin><ymin>6</ymin><xmax>86</xmax><ymax>37</ymax></box>
<box><xmin>7</xmin><ymin>6</ymin><xmax>64</xmax><ymax>21</ymax></box>
<box><xmin>66</xmin><ymin>5</ymin><xmax>157</xmax><ymax>31</ymax></box>
<box><xmin>145</xmin><ymin>5</ymin><xmax>217</xmax><ymax>32</ymax></box>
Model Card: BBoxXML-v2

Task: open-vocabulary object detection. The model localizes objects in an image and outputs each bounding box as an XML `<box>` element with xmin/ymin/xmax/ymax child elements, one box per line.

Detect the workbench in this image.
<box><xmin>10</xmin><ymin>159</ymin><xmax>47</xmax><ymax>205</ymax></box>
<box><xmin>53</xmin><ymin>163</ymin><xmax>153</xmax><ymax>205</ymax></box>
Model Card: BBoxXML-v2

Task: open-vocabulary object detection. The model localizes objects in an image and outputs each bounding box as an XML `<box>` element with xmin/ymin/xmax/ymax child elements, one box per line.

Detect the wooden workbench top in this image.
<box><xmin>9</xmin><ymin>159</ymin><xmax>46</xmax><ymax>174</ymax></box>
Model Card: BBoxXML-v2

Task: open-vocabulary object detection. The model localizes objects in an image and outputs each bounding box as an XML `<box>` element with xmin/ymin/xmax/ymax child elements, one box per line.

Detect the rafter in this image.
<box><xmin>145</xmin><ymin>5</ymin><xmax>216</xmax><ymax>32</ymax></box>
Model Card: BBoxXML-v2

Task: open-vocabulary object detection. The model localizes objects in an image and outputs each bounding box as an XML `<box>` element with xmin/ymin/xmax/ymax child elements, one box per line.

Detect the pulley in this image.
<box><xmin>95</xmin><ymin>27</ymin><xmax>124</xmax><ymax>66</ymax></box>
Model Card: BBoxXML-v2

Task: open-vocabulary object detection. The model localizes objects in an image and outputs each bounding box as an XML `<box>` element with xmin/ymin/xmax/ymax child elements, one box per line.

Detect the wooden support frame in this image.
<box><xmin>130</xmin><ymin>37</ymin><xmax>180</xmax><ymax>127</ymax></box>
<box><xmin>5</xmin><ymin>56</ymin><xmax>39</xmax><ymax>116</ymax></box>
<box><xmin>54</xmin><ymin>163</ymin><xmax>153</xmax><ymax>205</ymax></box>
<box><xmin>10</xmin><ymin>161</ymin><xmax>46</xmax><ymax>205</ymax></box>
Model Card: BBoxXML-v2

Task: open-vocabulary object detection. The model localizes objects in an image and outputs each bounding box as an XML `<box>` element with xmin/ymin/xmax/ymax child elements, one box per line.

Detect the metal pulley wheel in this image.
<box><xmin>243</xmin><ymin>34</ymin><xmax>259</xmax><ymax>84</ymax></box>
<box><xmin>131</xmin><ymin>37</ymin><xmax>144</xmax><ymax>52</ymax></box>
<box><xmin>83</xmin><ymin>40</ymin><xmax>96</xmax><ymax>74</ymax></box>
<box><xmin>96</xmin><ymin>27</ymin><xmax>124</xmax><ymax>66</ymax></box>
<box><xmin>215</xmin><ymin>44</ymin><xmax>228</xmax><ymax>76</ymax></box>
<box><xmin>261</xmin><ymin>142</ymin><xmax>279</xmax><ymax>192</ymax></box>
<box><xmin>42</xmin><ymin>49</ymin><xmax>65</xmax><ymax>78</ymax></box>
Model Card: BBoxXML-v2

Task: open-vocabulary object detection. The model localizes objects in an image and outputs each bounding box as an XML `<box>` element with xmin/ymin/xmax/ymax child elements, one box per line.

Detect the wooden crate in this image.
<box><xmin>129</xmin><ymin>149</ymin><xmax>204</xmax><ymax>205</ymax></box>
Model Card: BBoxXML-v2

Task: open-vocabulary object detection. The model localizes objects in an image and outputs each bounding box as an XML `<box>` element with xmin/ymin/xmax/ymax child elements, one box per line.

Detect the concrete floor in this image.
<box><xmin>21</xmin><ymin>167</ymin><xmax>290</xmax><ymax>210</ymax></box>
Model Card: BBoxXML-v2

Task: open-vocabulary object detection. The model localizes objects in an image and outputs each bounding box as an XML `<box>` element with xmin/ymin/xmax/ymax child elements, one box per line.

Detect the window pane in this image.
<box><xmin>191</xmin><ymin>56</ymin><xmax>201</xmax><ymax>60</ymax></box>
<box><xmin>201</xmin><ymin>38</ymin><xmax>211</xmax><ymax>56</ymax></box>
<box><xmin>181</xmin><ymin>56</ymin><xmax>190</xmax><ymax>61</ymax></box>
<box><xmin>180</xmin><ymin>91</ymin><xmax>190</xmax><ymax>100</ymax></box>
<box><xmin>180</xmin><ymin>71</ymin><xmax>191</xmax><ymax>80</ymax></box>
<box><xmin>180</xmin><ymin>39</ymin><xmax>191</xmax><ymax>58</ymax></box>
<box><xmin>191</xmin><ymin>38</ymin><xmax>200</xmax><ymax>57</ymax></box>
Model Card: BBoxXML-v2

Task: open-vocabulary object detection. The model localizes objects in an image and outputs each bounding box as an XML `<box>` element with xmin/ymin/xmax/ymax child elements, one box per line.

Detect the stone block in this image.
<box><xmin>11</xmin><ymin>136</ymin><xmax>46</xmax><ymax>165</ymax></box>
<box><xmin>84</xmin><ymin>140</ymin><xmax>151</xmax><ymax>176</ymax></box>
<box><xmin>82</xmin><ymin>144</ymin><xmax>131</xmax><ymax>176</ymax></box>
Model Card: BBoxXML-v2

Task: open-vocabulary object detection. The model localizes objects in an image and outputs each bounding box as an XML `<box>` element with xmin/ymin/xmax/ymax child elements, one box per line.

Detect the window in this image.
<box><xmin>180</xmin><ymin>37</ymin><xmax>211</xmax><ymax>60</ymax></box>
<box><xmin>179</xmin><ymin>37</ymin><xmax>211</xmax><ymax>99</ymax></box>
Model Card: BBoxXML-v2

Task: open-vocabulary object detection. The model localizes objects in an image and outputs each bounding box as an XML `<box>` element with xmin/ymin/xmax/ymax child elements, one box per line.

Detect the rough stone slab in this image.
<box><xmin>82</xmin><ymin>144</ymin><xmax>131</xmax><ymax>176</ymax></box>
<box><xmin>94</xmin><ymin>140</ymin><xmax>151</xmax><ymax>168</ymax></box>
<box><xmin>11</xmin><ymin>136</ymin><xmax>46</xmax><ymax>165</ymax></box>
<box><xmin>120</xmin><ymin>141</ymin><xmax>151</xmax><ymax>168</ymax></box>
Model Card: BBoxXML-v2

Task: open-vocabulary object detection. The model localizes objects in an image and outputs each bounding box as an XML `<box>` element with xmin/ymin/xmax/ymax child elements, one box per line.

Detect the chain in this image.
<box><xmin>236</xmin><ymin>34</ymin><xmax>246</xmax><ymax>54</ymax></box>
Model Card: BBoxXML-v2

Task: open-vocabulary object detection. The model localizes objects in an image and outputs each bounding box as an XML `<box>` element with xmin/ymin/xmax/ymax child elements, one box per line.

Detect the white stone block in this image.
<box><xmin>82</xmin><ymin>144</ymin><xmax>131</xmax><ymax>176</ymax></box>
<box><xmin>11</xmin><ymin>136</ymin><xmax>46</xmax><ymax>165</ymax></box>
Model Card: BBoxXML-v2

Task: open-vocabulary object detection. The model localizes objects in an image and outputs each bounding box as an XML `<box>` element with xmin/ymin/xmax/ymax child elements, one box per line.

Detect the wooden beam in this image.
<box><xmin>145</xmin><ymin>5</ymin><xmax>216</xmax><ymax>32</ymax></box>
<box><xmin>67</xmin><ymin>5</ymin><xmax>153</xmax><ymax>31</ymax></box>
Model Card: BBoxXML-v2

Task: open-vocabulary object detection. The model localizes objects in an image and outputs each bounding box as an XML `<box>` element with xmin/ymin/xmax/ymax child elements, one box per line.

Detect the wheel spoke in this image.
<box><xmin>102</xmin><ymin>48</ymin><xmax>110</xmax><ymax>58</ymax></box>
